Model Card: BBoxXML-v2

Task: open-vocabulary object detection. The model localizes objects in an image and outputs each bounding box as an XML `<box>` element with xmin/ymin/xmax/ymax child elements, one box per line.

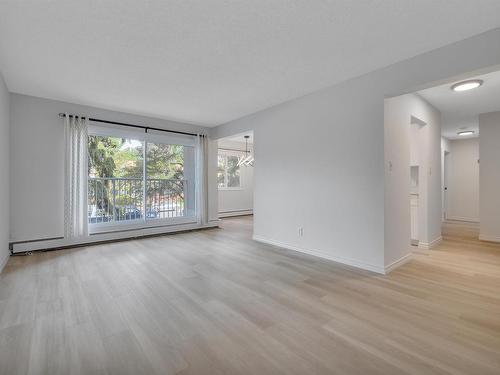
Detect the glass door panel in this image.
<box><xmin>87</xmin><ymin>135</ymin><xmax>144</xmax><ymax>224</ymax></box>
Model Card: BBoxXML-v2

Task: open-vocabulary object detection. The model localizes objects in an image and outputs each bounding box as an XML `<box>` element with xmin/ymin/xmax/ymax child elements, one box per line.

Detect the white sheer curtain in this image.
<box><xmin>196</xmin><ymin>135</ymin><xmax>209</xmax><ymax>225</ymax></box>
<box><xmin>64</xmin><ymin>114</ymin><xmax>89</xmax><ymax>239</ymax></box>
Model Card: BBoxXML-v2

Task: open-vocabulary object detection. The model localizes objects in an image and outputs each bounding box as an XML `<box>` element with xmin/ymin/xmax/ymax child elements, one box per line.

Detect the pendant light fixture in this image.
<box><xmin>237</xmin><ymin>135</ymin><xmax>254</xmax><ymax>167</ymax></box>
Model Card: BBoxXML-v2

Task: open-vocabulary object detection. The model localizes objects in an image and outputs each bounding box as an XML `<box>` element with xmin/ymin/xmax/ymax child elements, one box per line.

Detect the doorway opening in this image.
<box><xmin>216</xmin><ymin>131</ymin><xmax>254</xmax><ymax>219</ymax></box>
<box><xmin>419</xmin><ymin>74</ymin><xmax>483</xmax><ymax>229</ymax></box>
<box><xmin>385</xmin><ymin>66</ymin><xmax>500</xmax><ymax>266</ymax></box>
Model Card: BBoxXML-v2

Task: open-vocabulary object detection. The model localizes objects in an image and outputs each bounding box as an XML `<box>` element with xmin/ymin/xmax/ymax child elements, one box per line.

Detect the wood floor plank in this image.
<box><xmin>1</xmin><ymin>217</ymin><xmax>500</xmax><ymax>374</ymax></box>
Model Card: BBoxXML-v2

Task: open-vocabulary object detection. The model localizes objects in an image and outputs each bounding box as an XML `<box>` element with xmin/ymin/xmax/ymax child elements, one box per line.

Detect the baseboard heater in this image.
<box><xmin>218</xmin><ymin>209</ymin><xmax>253</xmax><ymax>218</ymax></box>
<box><xmin>10</xmin><ymin>221</ymin><xmax>220</xmax><ymax>255</ymax></box>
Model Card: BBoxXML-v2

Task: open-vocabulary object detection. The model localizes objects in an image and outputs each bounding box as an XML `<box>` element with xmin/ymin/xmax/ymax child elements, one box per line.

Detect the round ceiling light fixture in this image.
<box><xmin>451</xmin><ymin>79</ymin><xmax>483</xmax><ymax>92</ymax></box>
<box><xmin>457</xmin><ymin>130</ymin><xmax>475</xmax><ymax>136</ymax></box>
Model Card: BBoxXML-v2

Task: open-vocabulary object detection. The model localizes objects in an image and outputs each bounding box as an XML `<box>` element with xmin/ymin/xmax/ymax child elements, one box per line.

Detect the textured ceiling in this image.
<box><xmin>1</xmin><ymin>1</ymin><xmax>500</xmax><ymax>126</ymax></box>
<box><xmin>418</xmin><ymin>69</ymin><xmax>500</xmax><ymax>139</ymax></box>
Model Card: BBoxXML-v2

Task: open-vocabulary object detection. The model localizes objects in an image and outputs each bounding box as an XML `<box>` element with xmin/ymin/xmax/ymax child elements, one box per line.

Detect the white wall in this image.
<box><xmin>479</xmin><ymin>111</ymin><xmax>500</xmax><ymax>242</ymax></box>
<box><xmin>384</xmin><ymin>94</ymin><xmax>442</xmax><ymax>264</ymax></box>
<box><xmin>212</xmin><ymin>28</ymin><xmax>500</xmax><ymax>274</ymax></box>
<box><xmin>10</xmin><ymin>93</ymin><xmax>212</xmax><ymax>244</ymax></box>
<box><xmin>0</xmin><ymin>72</ymin><xmax>10</xmax><ymax>271</ymax></box>
<box><xmin>220</xmin><ymin>77</ymin><xmax>386</xmax><ymax>272</ymax></box>
<box><xmin>446</xmin><ymin>138</ymin><xmax>479</xmax><ymax>222</ymax></box>
<box><xmin>218</xmin><ymin>139</ymin><xmax>253</xmax><ymax>217</ymax></box>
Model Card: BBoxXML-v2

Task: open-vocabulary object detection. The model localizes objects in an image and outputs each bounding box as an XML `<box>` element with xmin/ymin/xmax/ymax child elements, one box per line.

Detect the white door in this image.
<box><xmin>443</xmin><ymin>151</ymin><xmax>450</xmax><ymax>220</ymax></box>
<box><xmin>410</xmin><ymin>194</ymin><xmax>419</xmax><ymax>245</ymax></box>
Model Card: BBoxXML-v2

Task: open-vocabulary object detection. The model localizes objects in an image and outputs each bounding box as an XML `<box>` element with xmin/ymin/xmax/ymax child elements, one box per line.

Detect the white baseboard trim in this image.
<box><xmin>218</xmin><ymin>210</ymin><xmax>253</xmax><ymax>218</ymax></box>
<box><xmin>384</xmin><ymin>253</ymin><xmax>412</xmax><ymax>274</ymax></box>
<box><xmin>418</xmin><ymin>236</ymin><xmax>442</xmax><ymax>250</ymax></box>
<box><xmin>252</xmin><ymin>235</ymin><xmax>385</xmax><ymax>274</ymax></box>
<box><xmin>0</xmin><ymin>252</ymin><xmax>9</xmax><ymax>274</ymax></box>
<box><xmin>446</xmin><ymin>216</ymin><xmax>479</xmax><ymax>223</ymax></box>
<box><xmin>479</xmin><ymin>234</ymin><xmax>500</xmax><ymax>243</ymax></box>
<box><xmin>11</xmin><ymin>222</ymin><xmax>219</xmax><ymax>253</ymax></box>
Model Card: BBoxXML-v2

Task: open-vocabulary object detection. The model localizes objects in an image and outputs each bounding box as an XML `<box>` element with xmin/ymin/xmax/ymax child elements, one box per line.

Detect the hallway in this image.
<box><xmin>415</xmin><ymin>220</ymin><xmax>500</xmax><ymax>276</ymax></box>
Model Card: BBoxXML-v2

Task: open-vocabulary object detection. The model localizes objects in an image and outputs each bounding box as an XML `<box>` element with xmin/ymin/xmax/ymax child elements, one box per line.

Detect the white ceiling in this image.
<box><xmin>1</xmin><ymin>1</ymin><xmax>500</xmax><ymax>127</ymax></box>
<box><xmin>224</xmin><ymin>131</ymin><xmax>253</xmax><ymax>144</ymax></box>
<box><xmin>418</xmin><ymin>69</ymin><xmax>500</xmax><ymax>139</ymax></box>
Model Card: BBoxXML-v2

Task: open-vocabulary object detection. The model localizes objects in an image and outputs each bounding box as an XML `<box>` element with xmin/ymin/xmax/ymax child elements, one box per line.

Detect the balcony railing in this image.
<box><xmin>88</xmin><ymin>177</ymin><xmax>187</xmax><ymax>224</ymax></box>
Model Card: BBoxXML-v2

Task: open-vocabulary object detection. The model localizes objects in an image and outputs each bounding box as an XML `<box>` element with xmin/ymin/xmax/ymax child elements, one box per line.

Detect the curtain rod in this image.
<box><xmin>218</xmin><ymin>147</ymin><xmax>249</xmax><ymax>153</ymax></box>
<box><xmin>59</xmin><ymin>113</ymin><xmax>204</xmax><ymax>137</ymax></box>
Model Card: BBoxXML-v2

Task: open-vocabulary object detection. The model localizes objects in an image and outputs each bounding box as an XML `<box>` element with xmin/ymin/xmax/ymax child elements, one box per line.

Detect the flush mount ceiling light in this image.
<box><xmin>451</xmin><ymin>79</ymin><xmax>483</xmax><ymax>92</ymax></box>
<box><xmin>457</xmin><ymin>130</ymin><xmax>475</xmax><ymax>136</ymax></box>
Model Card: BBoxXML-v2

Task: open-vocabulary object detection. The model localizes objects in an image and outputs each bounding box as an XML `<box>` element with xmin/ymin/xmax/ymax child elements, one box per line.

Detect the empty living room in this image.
<box><xmin>1</xmin><ymin>2</ymin><xmax>500</xmax><ymax>374</ymax></box>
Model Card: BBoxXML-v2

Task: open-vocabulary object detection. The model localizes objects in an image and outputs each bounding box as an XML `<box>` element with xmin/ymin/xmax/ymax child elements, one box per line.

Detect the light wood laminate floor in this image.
<box><xmin>1</xmin><ymin>217</ymin><xmax>500</xmax><ymax>375</ymax></box>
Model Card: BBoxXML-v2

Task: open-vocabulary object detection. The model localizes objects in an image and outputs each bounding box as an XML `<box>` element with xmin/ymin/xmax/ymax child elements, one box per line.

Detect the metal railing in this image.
<box><xmin>88</xmin><ymin>177</ymin><xmax>187</xmax><ymax>224</ymax></box>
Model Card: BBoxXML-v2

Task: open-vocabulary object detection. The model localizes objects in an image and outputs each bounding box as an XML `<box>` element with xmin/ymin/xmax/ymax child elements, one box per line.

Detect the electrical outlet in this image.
<box><xmin>298</xmin><ymin>227</ymin><xmax>304</xmax><ymax>237</ymax></box>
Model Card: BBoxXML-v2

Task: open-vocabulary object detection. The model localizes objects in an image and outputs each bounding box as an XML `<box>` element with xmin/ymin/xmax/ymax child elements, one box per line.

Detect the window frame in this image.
<box><xmin>87</xmin><ymin>124</ymin><xmax>198</xmax><ymax>234</ymax></box>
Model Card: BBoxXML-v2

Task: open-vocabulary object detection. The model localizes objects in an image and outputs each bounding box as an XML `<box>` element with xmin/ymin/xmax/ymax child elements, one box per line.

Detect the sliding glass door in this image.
<box><xmin>87</xmin><ymin>125</ymin><xmax>197</xmax><ymax>232</ymax></box>
<box><xmin>145</xmin><ymin>142</ymin><xmax>195</xmax><ymax>219</ymax></box>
